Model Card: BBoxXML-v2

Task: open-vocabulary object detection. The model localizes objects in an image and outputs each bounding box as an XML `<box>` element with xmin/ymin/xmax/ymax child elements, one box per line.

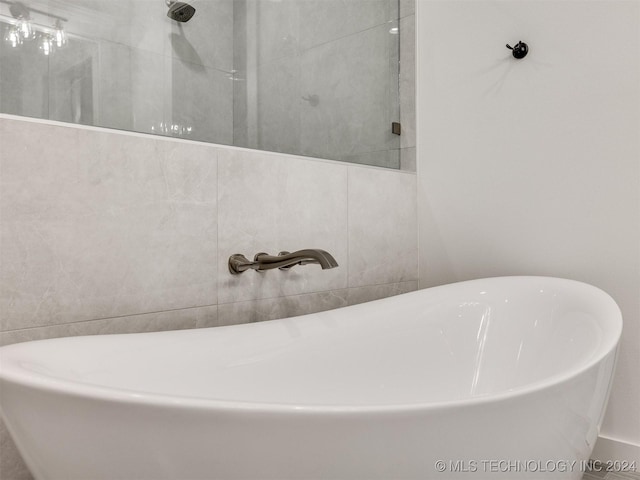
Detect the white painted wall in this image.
<box><xmin>417</xmin><ymin>0</ymin><xmax>640</xmax><ymax>458</ymax></box>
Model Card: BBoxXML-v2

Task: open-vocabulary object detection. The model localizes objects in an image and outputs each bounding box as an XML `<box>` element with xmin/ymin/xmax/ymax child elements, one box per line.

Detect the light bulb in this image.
<box><xmin>4</xmin><ymin>25</ymin><xmax>22</xmax><ymax>47</ymax></box>
<box><xmin>16</xmin><ymin>17</ymin><xmax>32</xmax><ymax>39</ymax></box>
<box><xmin>39</xmin><ymin>34</ymin><xmax>54</xmax><ymax>56</ymax></box>
<box><xmin>54</xmin><ymin>20</ymin><xmax>66</xmax><ymax>47</ymax></box>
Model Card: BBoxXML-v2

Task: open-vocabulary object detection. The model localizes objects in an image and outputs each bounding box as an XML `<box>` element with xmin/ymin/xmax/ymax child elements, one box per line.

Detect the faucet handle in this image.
<box><xmin>252</xmin><ymin>252</ymin><xmax>269</xmax><ymax>273</ymax></box>
<box><xmin>277</xmin><ymin>251</ymin><xmax>296</xmax><ymax>270</ymax></box>
<box><xmin>256</xmin><ymin>251</ymin><xmax>298</xmax><ymax>270</ymax></box>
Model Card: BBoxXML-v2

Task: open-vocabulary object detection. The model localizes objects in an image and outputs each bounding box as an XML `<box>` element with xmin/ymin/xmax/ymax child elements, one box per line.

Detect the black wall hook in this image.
<box><xmin>506</xmin><ymin>41</ymin><xmax>528</xmax><ymax>59</ymax></box>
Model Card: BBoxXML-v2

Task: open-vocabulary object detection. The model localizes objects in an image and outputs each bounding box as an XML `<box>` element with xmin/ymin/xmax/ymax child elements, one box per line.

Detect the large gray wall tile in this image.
<box><xmin>97</xmin><ymin>41</ymin><xmax>133</xmax><ymax>131</ymax></box>
<box><xmin>298</xmin><ymin>0</ymin><xmax>396</xmax><ymax>50</ymax></box>
<box><xmin>217</xmin><ymin>149</ymin><xmax>348</xmax><ymax>304</ymax></box>
<box><xmin>232</xmin><ymin>68</ymin><xmax>251</xmax><ymax>148</ymax></box>
<box><xmin>131</xmin><ymin>49</ymin><xmax>166</xmax><ymax>135</ymax></box>
<box><xmin>400</xmin><ymin>0</ymin><xmax>416</xmax><ymax>18</ymax></box>
<box><xmin>256</xmin><ymin>57</ymin><xmax>301</xmax><ymax>154</ymax></box>
<box><xmin>255</xmin><ymin>0</ymin><xmax>300</xmax><ymax>65</ymax></box>
<box><xmin>347</xmin><ymin>281</ymin><xmax>418</xmax><ymax>306</ymax></box>
<box><xmin>299</xmin><ymin>24</ymin><xmax>399</xmax><ymax>161</ymax></box>
<box><xmin>125</xmin><ymin>0</ymin><xmax>170</xmax><ymax>56</ymax></box>
<box><xmin>218</xmin><ymin>289</ymin><xmax>348</xmax><ymax>326</ymax></box>
<box><xmin>401</xmin><ymin>147</ymin><xmax>416</xmax><ymax>173</ymax></box>
<box><xmin>0</xmin><ymin>119</ymin><xmax>217</xmax><ymax>331</ymax></box>
<box><xmin>169</xmin><ymin>60</ymin><xmax>233</xmax><ymax>144</ymax></box>
<box><xmin>348</xmin><ymin>167</ymin><xmax>418</xmax><ymax>287</ymax></box>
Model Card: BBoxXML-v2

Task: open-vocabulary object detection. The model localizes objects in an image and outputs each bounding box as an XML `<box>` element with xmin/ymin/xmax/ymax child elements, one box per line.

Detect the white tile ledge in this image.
<box><xmin>0</xmin><ymin>114</ymin><xmax>416</xmax><ymax>175</ymax></box>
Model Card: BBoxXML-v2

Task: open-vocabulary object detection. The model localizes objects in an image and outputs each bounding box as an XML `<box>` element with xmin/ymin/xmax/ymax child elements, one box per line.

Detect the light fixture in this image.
<box><xmin>53</xmin><ymin>18</ymin><xmax>65</xmax><ymax>47</ymax></box>
<box><xmin>9</xmin><ymin>2</ymin><xmax>32</xmax><ymax>39</ymax></box>
<box><xmin>1</xmin><ymin>0</ymin><xmax>70</xmax><ymax>52</ymax></box>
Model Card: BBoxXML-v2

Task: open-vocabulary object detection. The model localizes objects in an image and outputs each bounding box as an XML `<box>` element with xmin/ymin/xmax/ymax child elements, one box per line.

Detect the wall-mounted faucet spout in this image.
<box><xmin>229</xmin><ymin>249</ymin><xmax>338</xmax><ymax>274</ymax></box>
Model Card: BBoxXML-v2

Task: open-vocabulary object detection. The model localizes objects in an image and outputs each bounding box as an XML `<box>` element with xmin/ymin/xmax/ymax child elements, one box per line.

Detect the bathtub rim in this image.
<box><xmin>0</xmin><ymin>276</ymin><xmax>623</xmax><ymax>415</ymax></box>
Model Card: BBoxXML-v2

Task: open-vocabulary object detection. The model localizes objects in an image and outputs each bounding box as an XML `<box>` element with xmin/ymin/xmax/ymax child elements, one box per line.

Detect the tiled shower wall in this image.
<box><xmin>233</xmin><ymin>0</ymin><xmax>416</xmax><ymax>170</ymax></box>
<box><xmin>0</xmin><ymin>115</ymin><xmax>418</xmax><ymax>478</ymax></box>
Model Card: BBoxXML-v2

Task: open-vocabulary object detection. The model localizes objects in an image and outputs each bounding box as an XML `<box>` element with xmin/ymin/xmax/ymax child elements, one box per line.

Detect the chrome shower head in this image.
<box><xmin>166</xmin><ymin>1</ymin><xmax>195</xmax><ymax>22</ymax></box>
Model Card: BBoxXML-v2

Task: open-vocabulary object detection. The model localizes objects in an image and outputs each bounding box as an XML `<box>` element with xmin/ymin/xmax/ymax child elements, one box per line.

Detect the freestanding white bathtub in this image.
<box><xmin>0</xmin><ymin>277</ymin><xmax>622</xmax><ymax>480</ymax></box>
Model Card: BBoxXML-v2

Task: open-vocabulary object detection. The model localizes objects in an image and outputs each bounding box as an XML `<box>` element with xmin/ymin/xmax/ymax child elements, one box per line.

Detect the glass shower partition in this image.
<box><xmin>0</xmin><ymin>0</ymin><xmax>403</xmax><ymax>169</ymax></box>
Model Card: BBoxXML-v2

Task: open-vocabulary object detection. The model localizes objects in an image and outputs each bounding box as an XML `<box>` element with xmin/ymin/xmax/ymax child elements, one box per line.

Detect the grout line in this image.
<box><xmin>1</xmin><ymin>304</ymin><xmax>219</xmax><ymax>335</ymax></box>
<box><xmin>217</xmin><ymin>280</ymin><xmax>419</xmax><ymax>306</ymax></box>
<box><xmin>302</xmin><ymin>17</ymin><xmax>397</xmax><ymax>53</ymax></box>
<box><xmin>217</xmin><ymin>288</ymin><xmax>348</xmax><ymax>308</ymax></box>
<box><xmin>346</xmin><ymin>166</ymin><xmax>351</xmax><ymax>289</ymax></box>
<box><xmin>253</xmin><ymin>15</ymin><xmax>401</xmax><ymax>67</ymax></box>
<box><xmin>215</xmin><ymin>148</ymin><xmax>220</xmax><ymax>306</ymax></box>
